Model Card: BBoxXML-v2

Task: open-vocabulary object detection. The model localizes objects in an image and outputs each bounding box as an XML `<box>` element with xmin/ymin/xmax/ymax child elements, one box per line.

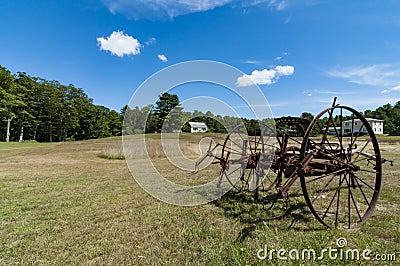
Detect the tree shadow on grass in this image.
<box><xmin>212</xmin><ymin>190</ymin><xmax>326</xmax><ymax>241</ymax></box>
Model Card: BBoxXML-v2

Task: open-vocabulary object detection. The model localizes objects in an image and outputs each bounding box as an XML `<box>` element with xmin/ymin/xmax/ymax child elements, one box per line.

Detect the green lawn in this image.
<box><xmin>0</xmin><ymin>137</ymin><xmax>399</xmax><ymax>265</ymax></box>
<box><xmin>0</xmin><ymin>142</ymin><xmax>57</xmax><ymax>157</ymax></box>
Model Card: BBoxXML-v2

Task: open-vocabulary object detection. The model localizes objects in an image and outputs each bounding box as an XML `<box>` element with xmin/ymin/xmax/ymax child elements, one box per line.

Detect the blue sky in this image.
<box><xmin>1</xmin><ymin>0</ymin><xmax>400</xmax><ymax>117</ymax></box>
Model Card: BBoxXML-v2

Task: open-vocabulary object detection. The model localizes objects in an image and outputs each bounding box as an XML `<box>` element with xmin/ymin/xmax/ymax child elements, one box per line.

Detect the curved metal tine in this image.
<box><xmin>217</xmin><ymin>164</ymin><xmax>242</xmax><ymax>190</ymax></box>
<box><xmin>253</xmin><ymin>168</ymin><xmax>262</xmax><ymax>190</ymax></box>
<box><xmin>234</xmin><ymin>126</ymin><xmax>250</xmax><ymax>153</ymax></box>
<box><xmin>242</xmin><ymin>168</ymin><xmax>253</xmax><ymax>190</ymax></box>
<box><xmin>191</xmin><ymin>142</ymin><xmax>221</xmax><ymax>174</ymax></box>
<box><xmin>238</xmin><ymin>161</ymin><xmax>248</xmax><ymax>187</ymax></box>
<box><xmin>192</xmin><ymin>153</ymin><xmax>209</xmax><ymax>174</ymax></box>
<box><xmin>223</xmin><ymin>169</ymin><xmax>243</xmax><ymax>192</ymax></box>
<box><xmin>217</xmin><ymin>168</ymin><xmax>224</xmax><ymax>188</ymax></box>
<box><xmin>224</xmin><ymin>145</ymin><xmax>244</xmax><ymax>155</ymax></box>
<box><xmin>253</xmin><ymin>132</ymin><xmax>263</xmax><ymax>153</ymax></box>
<box><xmin>228</xmin><ymin>136</ymin><xmax>246</xmax><ymax>154</ymax></box>
<box><xmin>260</xmin><ymin>193</ymin><xmax>278</xmax><ymax>212</ymax></box>
<box><xmin>263</xmin><ymin>175</ymin><xmax>278</xmax><ymax>191</ymax></box>
<box><xmin>287</xmin><ymin>135</ymin><xmax>303</xmax><ymax>146</ymax></box>
<box><xmin>265</xmin><ymin>196</ymin><xmax>290</xmax><ymax>221</ymax></box>
<box><xmin>250</xmin><ymin>123</ymin><xmax>264</xmax><ymax>154</ymax></box>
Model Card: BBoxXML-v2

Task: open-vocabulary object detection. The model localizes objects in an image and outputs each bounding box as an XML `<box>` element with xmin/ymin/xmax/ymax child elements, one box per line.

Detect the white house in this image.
<box><xmin>188</xmin><ymin>122</ymin><xmax>208</xmax><ymax>133</ymax></box>
<box><xmin>342</xmin><ymin>118</ymin><xmax>384</xmax><ymax>135</ymax></box>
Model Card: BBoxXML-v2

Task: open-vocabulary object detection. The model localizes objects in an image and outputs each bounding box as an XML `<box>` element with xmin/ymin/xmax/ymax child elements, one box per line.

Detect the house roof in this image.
<box><xmin>343</xmin><ymin>118</ymin><xmax>384</xmax><ymax>123</ymax></box>
<box><xmin>188</xmin><ymin>122</ymin><xmax>207</xmax><ymax>128</ymax></box>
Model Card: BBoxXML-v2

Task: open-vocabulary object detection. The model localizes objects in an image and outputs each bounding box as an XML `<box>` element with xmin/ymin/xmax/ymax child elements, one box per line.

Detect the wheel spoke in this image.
<box><xmin>316</xmin><ymin>121</ymin><xmax>335</xmax><ymax>151</ymax></box>
<box><xmin>352</xmin><ymin>173</ymin><xmax>372</xmax><ymax>206</ymax></box>
<box><xmin>306</xmin><ymin>168</ymin><xmax>346</xmax><ymax>184</ymax></box>
<box><xmin>344</xmin><ymin>174</ymin><xmax>363</xmax><ymax>224</ymax></box>
<box><xmin>311</xmin><ymin>174</ymin><xmax>336</xmax><ymax>204</ymax></box>
<box><xmin>358</xmin><ymin>168</ymin><xmax>378</xmax><ymax>174</ymax></box>
<box><xmin>352</xmin><ymin>174</ymin><xmax>378</xmax><ymax>193</ymax></box>
<box><xmin>350</xmin><ymin>124</ymin><xmax>365</xmax><ymax>149</ymax></box>
<box><xmin>347</xmin><ymin>175</ymin><xmax>351</xmax><ymax>228</ymax></box>
<box><xmin>308</xmin><ymin>139</ymin><xmax>354</xmax><ymax>167</ymax></box>
<box><xmin>335</xmin><ymin>174</ymin><xmax>342</xmax><ymax>227</ymax></box>
<box><xmin>321</xmin><ymin>174</ymin><xmax>344</xmax><ymax>220</ymax></box>
<box><xmin>351</xmin><ymin>138</ymin><xmax>371</xmax><ymax>164</ymax></box>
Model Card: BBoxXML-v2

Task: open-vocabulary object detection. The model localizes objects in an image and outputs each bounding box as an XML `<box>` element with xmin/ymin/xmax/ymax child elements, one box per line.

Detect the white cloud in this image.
<box><xmin>242</xmin><ymin>60</ymin><xmax>262</xmax><ymax>64</ymax></box>
<box><xmin>381</xmin><ymin>85</ymin><xmax>400</xmax><ymax>93</ymax></box>
<box><xmin>102</xmin><ymin>0</ymin><xmax>235</xmax><ymax>20</ymax></box>
<box><xmin>236</xmin><ymin>65</ymin><xmax>294</xmax><ymax>87</ymax></box>
<box><xmin>145</xmin><ymin>37</ymin><xmax>156</xmax><ymax>46</ymax></box>
<box><xmin>97</xmin><ymin>31</ymin><xmax>142</xmax><ymax>57</ymax></box>
<box><xmin>275</xmin><ymin>65</ymin><xmax>294</xmax><ymax>75</ymax></box>
<box><xmin>101</xmin><ymin>0</ymin><xmax>297</xmax><ymax>20</ymax></box>
<box><xmin>268</xmin><ymin>0</ymin><xmax>287</xmax><ymax>11</ymax></box>
<box><xmin>313</xmin><ymin>89</ymin><xmax>356</xmax><ymax>95</ymax></box>
<box><xmin>328</xmin><ymin>64</ymin><xmax>400</xmax><ymax>87</ymax></box>
<box><xmin>158</xmin><ymin>54</ymin><xmax>168</xmax><ymax>62</ymax></box>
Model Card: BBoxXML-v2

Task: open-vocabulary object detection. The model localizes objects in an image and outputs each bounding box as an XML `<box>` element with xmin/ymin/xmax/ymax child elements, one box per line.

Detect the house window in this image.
<box><xmin>354</xmin><ymin>122</ymin><xmax>358</xmax><ymax>126</ymax></box>
<box><xmin>344</xmin><ymin>122</ymin><xmax>350</xmax><ymax>126</ymax></box>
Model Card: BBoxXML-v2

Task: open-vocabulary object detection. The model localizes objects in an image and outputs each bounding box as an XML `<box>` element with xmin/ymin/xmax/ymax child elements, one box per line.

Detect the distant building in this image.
<box><xmin>327</xmin><ymin>127</ymin><xmax>339</xmax><ymax>135</ymax></box>
<box><xmin>188</xmin><ymin>122</ymin><xmax>208</xmax><ymax>133</ymax></box>
<box><xmin>342</xmin><ymin>118</ymin><xmax>384</xmax><ymax>135</ymax></box>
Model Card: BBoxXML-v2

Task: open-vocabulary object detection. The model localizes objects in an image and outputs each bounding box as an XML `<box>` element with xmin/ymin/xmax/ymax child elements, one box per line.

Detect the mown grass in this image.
<box><xmin>0</xmin><ymin>142</ymin><xmax>57</xmax><ymax>156</ymax></box>
<box><xmin>0</xmin><ymin>136</ymin><xmax>399</xmax><ymax>265</ymax></box>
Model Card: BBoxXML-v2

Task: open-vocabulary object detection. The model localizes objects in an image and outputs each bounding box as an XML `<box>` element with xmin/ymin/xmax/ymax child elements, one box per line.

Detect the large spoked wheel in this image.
<box><xmin>300</xmin><ymin>106</ymin><xmax>382</xmax><ymax>229</ymax></box>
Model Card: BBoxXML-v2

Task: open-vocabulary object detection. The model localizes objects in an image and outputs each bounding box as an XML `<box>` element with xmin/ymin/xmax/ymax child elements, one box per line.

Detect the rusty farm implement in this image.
<box><xmin>194</xmin><ymin>98</ymin><xmax>392</xmax><ymax>229</ymax></box>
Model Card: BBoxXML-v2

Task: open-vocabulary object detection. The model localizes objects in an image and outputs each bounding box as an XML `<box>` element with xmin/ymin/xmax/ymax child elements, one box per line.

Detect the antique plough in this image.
<box><xmin>194</xmin><ymin>98</ymin><xmax>392</xmax><ymax>229</ymax></box>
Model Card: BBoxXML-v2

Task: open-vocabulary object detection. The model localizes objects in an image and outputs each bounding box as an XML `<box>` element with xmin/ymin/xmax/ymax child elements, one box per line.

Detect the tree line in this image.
<box><xmin>364</xmin><ymin>103</ymin><xmax>400</xmax><ymax>135</ymax></box>
<box><xmin>0</xmin><ymin>65</ymin><xmax>122</xmax><ymax>142</ymax></box>
<box><xmin>125</xmin><ymin>92</ymin><xmax>400</xmax><ymax>136</ymax></box>
<box><xmin>2</xmin><ymin>63</ymin><xmax>400</xmax><ymax>142</ymax></box>
<box><xmin>123</xmin><ymin>92</ymin><xmax>266</xmax><ymax>135</ymax></box>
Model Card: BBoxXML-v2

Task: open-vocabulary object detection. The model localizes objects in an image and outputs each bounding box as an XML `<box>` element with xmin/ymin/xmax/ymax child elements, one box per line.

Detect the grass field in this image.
<box><xmin>0</xmin><ymin>136</ymin><xmax>399</xmax><ymax>265</ymax></box>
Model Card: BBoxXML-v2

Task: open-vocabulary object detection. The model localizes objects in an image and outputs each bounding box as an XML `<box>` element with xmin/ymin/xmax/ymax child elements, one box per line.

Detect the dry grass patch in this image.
<box><xmin>0</xmin><ymin>136</ymin><xmax>399</xmax><ymax>265</ymax></box>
